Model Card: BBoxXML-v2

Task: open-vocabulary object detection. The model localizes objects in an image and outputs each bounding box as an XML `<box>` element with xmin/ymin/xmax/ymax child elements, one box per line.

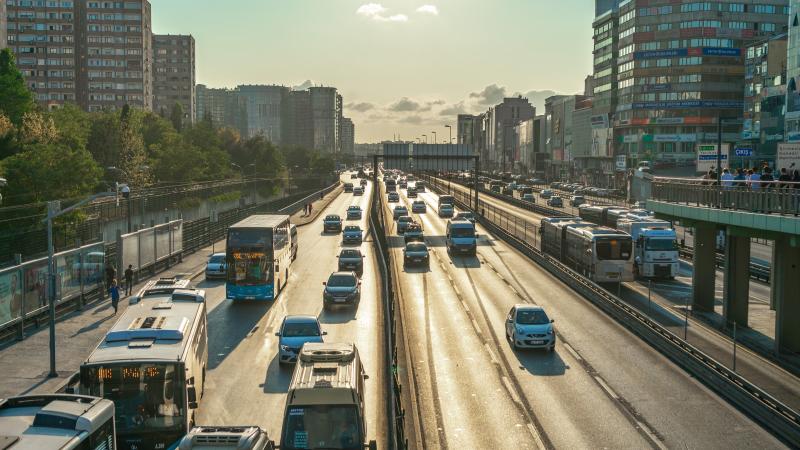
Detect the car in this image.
<box><xmin>322</xmin><ymin>271</ymin><xmax>361</xmax><ymax>309</ymax></box>
<box><xmin>407</xmin><ymin>187</ymin><xmax>418</xmax><ymax>198</ymax></box>
<box><xmin>276</xmin><ymin>315</ymin><xmax>325</xmax><ymax>365</ymax></box>
<box><xmin>393</xmin><ymin>205</ymin><xmax>409</xmax><ymax>220</ymax></box>
<box><xmin>350</xmin><ymin>173</ymin><xmax>358</xmax><ymax>179</ymax></box>
<box><xmin>505</xmin><ymin>304</ymin><xmax>555</xmax><ymax>351</ymax></box>
<box><xmin>411</xmin><ymin>200</ymin><xmax>427</xmax><ymax>213</ymax></box>
<box><xmin>344</xmin><ymin>183</ymin><xmax>354</xmax><ymax>193</ymax></box>
<box><xmin>342</xmin><ymin>225</ymin><xmax>363</xmax><ymax>244</ymax></box>
<box><xmin>522</xmin><ymin>193</ymin><xmax>535</xmax><ymax>203</ymax></box>
<box><xmin>403</xmin><ymin>241</ymin><xmax>430</xmax><ymax>268</ymax></box>
<box><xmin>399</xmin><ymin>180</ymin><xmax>408</xmax><ymax>189</ymax></box>
<box><xmin>353</xmin><ymin>186</ymin><xmax>364</xmax><ymax>196</ymax></box>
<box><xmin>547</xmin><ymin>196</ymin><xmax>563</xmax><ymax>207</ymax></box>
<box><xmin>570</xmin><ymin>195</ymin><xmax>586</xmax><ymax>207</ymax></box>
<box><xmin>491</xmin><ymin>185</ymin><xmax>502</xmax><ymax>193</ymax></box>
<box><xmin>337</xmin><ymin>248</ymin><xmax>365</xmax><ymax>275</ymax></box>
<box><xmin>205</xmin><ymin>252</ymin><xmax>227</xmax><ymax>280</ymax></box>
<box><xmin>404</xmin><ymin>223</ymin><xmax>424</xmax><ymax>243</ymax></box>
<box><xmin>454</xmin><ymin>211</ymin><xmax>475</xmax><ymax>224</ymax></box>
<box><xmin>540</xmin><ymin>189</ymin><xmax>553</xmax><ymax>199</ymax></box>
<box><xmin>323</xmin><ymin>214</ymin><xmax>343</xmax><ymax>232</ymax></box>
<box><xmin>397</xmin><ymin>215</ymin><xmax>415</xmax><ymax>234</ymax></box>
<box><xmin>415</xmin><ymin>182</ymin><xmax>426</xmax><ymax>192</ymax></box>
<box><xmin>360</xmin><ymin>178</ymin><xmax>368</xmax><ymax>186</ymax></box>
<box><xmin>346</xmin><ymin>205</ymin><xmax>362</xmax><ymax>220</ymax></box>
<box><xmin>438</xmin><ymin>203</ymin><xmax>455</xmax><ymax>218</ymax></box>
<box><xmin>387</xmin><ymin>192</ymin><xmax>400</xmax><ymax>202</ymax></box>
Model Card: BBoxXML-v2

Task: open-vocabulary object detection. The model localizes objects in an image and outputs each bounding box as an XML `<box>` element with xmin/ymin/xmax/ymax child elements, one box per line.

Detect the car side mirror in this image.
<box><xmin>322</xmin><ymin>331</ymin><xmax>328</xmax><ymax>335</ymax></box>
<box><xmin>322</xmin><ymin>281</ymin><xmax>327</xmax><ymax>286</ymax></box>
<box><xmin>275</xmin><ymin>332</ymin><xmax>281</xmax><ymax>336</ymax></box>
<box><xmin>187</xmin><ymin>386</ymin><xmax>198</xmax><ymax>405</ymax></box>
<box><xmin>550</xmin><ymin>319</ymin><xmax>555</xmax><ymax>323</ymax></box>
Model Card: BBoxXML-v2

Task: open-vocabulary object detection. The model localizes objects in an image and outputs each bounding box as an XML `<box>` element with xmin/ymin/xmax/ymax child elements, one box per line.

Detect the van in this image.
<box><xmin>438</xmin><ymin>195</ymin><xmax>455</xmax><ymax>208</ymax></box>
<box><xmin>280</xmin><ymin>343</ymin><xmax>376</xmax><ymax>450</ymax></box>
<box><xmin>344</xmin><ymin>183</ymin><xmax>354</xmax><ymax>193</ymax></box>
<box><xmin>446</xmin><ymin>219</ymin><xmax>477</xmax><ymax>255</ymax></box>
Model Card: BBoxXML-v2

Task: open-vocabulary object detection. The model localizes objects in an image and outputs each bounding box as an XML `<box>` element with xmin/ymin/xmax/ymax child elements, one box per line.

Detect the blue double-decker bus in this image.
<box><xmin>226</xmin><ymin>214</ymin><xmax>293</xmax><ymax>300</ymax></box>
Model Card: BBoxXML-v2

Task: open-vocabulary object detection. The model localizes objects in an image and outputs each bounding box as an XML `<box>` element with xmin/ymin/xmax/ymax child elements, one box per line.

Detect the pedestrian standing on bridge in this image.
<box><xmin>124</xmin><ymin>264</ymin><xmax>134</xmax><ymax>296</ymax></box>
<box><xmin>104</xmin><ymin>264</ymin><xmax>116</xmax><ymax>297</ymax></box>
<box><xmin>108</xmin><ymin>279</ymin><xmax>120</xmax><ymax>315</ymax></box>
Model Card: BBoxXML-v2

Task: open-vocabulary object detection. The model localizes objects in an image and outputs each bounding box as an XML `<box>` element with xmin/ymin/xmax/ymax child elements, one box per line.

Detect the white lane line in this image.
<box><xmin>501</xmin><ymin>375</ymin><xmax>522</xmax><ymax>405</ymax></box>
<box><xmin>562</xmin><ymin>342</ymin><xmax>582</xmax><ymax>362</ymax></box>
<box><xmin>593</xmin><ymin>375</ymin><xmax>620</xmax><ymax>400</ymax></box>
<box><xmin>484</xmin><ymin>343</ymin><xmax>500</xmax><ymax>365</ymax></box>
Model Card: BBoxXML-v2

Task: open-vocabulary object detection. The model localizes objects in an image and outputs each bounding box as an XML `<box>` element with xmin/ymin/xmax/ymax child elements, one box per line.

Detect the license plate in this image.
<box><xmin>245</xmin><ymin>296</ymin><xmax>255</xmax><ymax>300</ymax></box>
<box><xmin>414</xmin><ymin>258</ymin><xmax>421</xmax><ymax>262</ymax></box>
<box><xmin>334</xmin><ymin>298</ymin><xmax>347</xmax><ymax>302</ymax></box>
<box><xmin>461</xmin><ymin>248</ymin><xmax>470</xmax><ymax>253</ymax></box>
<box><xmin>347</xmin><ymin>265</ymin><xmax>355</xmax><ymax>268</ymax></box>
<box><xmin>530</xmin><ymin>340</ymin><xmax>544</xmax><ymax>345</ymax></box>
<box><xmin>606</xmin><ymin>272</ymin><xmax>619</xmax><ymax>278</ymax></box>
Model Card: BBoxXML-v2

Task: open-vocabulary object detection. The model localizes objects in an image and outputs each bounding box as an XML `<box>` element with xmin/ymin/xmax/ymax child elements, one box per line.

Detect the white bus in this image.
<box><xmin>564</xmin><ymin>226</ymin><xmax>634</xmax><ymax>283</ymax></box>
<box><xmin>78</xmin><ymin>278</ymin><xmax>208</xmax><ymax>450</ymax></box>
<box><xmin>0</xmin><ymin>394</ymin><xmax>116</xmax><ymax>450</ymax></box>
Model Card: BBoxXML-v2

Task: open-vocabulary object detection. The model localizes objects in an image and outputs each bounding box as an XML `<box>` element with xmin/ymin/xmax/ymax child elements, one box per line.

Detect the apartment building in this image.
<box><xmin>5</xmin><ymin>0</ymin><xmax>153</xmax><ymax>111</ymax></box>
<box><xmin>284</xmin><ymin>89</ymin><xmax>314</xmax><ymax>149</ymax></box>
<box><xmin>612</xmin><ymin>0</ymin><xmax>788</xmax><ymax>166</ymax></box>
<box><xmin>237</xmin><ymin>84</ymin><xmax>289</xmax><ymax>141</ymax></box>
<box><xmin>195</xmin><ymin>84</ymin><xmax>244</xmax><ymax>130</ymax></box>
<box><xmin>310</xmin><ymin>86</ymin><xmax>340</xmax><ymax>154</ymax></box>
<box><xmin>340</xmin><ymin>117</ymin><xmax>355</xmax><ymax>154</ymax></box>
<box><xmin>153</xmin><ymin>33</ymin><xmax>195</xmax><ymax>123</ymax></box>
<box><xmin>485</xmin><ymin>97</ymin><xmax>535</xmax><ymax>171</ymax></box>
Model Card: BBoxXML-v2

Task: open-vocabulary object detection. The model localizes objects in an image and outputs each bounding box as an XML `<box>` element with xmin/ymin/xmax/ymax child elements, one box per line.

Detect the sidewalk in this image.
<box><xmin>0</xmin><ymin>186</ymin><xmax>343</xmax><ymax>400</ymax></box>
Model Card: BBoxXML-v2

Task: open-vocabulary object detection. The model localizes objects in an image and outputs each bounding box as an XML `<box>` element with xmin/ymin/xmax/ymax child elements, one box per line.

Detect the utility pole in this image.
<box><xmin>445</xmin><ymin>124</ymin><xmax>452</xmax><ymax>144</ymax></box>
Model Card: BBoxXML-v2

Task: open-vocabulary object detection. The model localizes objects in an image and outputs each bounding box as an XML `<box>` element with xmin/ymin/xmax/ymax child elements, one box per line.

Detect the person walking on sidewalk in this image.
<box><xmin>108</xmin><ymin>279</ymin><xmax>120</xmax><ymax>315</ymax></box>
<box><xmin>104</xmin><ymin>264</ymin><xmax>116</xmax><ymax>296</ymax></box>
<box><xmin>124</xmin><ymin>264</ymin><xmax>134</xmax><ymax>296</ymax></box>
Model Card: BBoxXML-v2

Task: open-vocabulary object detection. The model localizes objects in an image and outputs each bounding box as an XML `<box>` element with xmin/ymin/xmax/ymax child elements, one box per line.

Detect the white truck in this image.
<box><xmin>617</xmin><ymin>218</ymin><xmax>678</xmax><ymax>279</ymax></box>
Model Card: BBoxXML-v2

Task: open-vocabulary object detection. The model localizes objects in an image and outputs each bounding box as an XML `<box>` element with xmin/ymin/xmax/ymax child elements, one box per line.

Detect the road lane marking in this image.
<box><xmin>562</xmin><ymin>342</ymin><xmax>582</xmax><ymax>362</ymax></box>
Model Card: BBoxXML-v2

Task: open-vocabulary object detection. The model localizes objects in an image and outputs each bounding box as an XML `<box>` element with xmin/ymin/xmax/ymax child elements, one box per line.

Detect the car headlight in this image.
<box><xmin>547</xmin><ymin>329</ymin><xmax>554</xmax><ymax>336</ymax></box>
<box><xmin>516</xmin><ymin>327</ymin><xmax>524</xmax><ymax>335</ymax></box>
<box><xmin>280</xmin><ymin>345</ymin><xmax>289</xmax><ymax>351</ymax></box>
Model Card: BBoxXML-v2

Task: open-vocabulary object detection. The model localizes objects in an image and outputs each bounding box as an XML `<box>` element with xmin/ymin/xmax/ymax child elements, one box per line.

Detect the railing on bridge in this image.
<box><xmin>651</xmin><ymin>177</ymin><xmax>800</xmax><ymax>216</ymax></box>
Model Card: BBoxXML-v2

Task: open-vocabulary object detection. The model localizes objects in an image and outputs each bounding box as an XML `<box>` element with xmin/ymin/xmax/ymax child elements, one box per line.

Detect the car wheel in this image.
<box><xmin>511</xmin><ymin>333</ymin><xmax>519</xmax><ymax>350</ymax></box>
<box><xmin>278</xmin><ymin>359</ymin><xmax>287</xmax><ymax>367</ymax></box>
<box><xmin>547</xmin><ymin>345</ymin><xmax>554</xmax><ymax>353</ymax></box>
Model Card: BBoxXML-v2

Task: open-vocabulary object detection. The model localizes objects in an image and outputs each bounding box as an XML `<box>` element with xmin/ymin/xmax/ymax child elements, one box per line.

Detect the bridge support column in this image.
<box><xmin>722</xmin><ymin>234</ymin><xmax>750</xmax><ymax>327</ymax></box>
<box><xmin>692</xmin><ymin>222</ymin><xmax>717</xmax><ymax>312</ymax></box>
<box><xmin>773</xmin><ymin>237</ymin><xmax>800</xmax><ymax>354</ymax></box>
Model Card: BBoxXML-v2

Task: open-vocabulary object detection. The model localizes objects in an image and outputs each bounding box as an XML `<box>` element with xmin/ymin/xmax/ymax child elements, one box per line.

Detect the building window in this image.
<box><xmin>753</xmin><ymin>4</ymin><xmax>776</xmax><ymax>14</ymax></box>
<box><xmin>760</xmin><ymin>23</ymin><xmax>776</xmax><ymax>32</ymax></box>
<box><xmin>729</xmin><ymin>3</ymin><xmax>745</xmax><ymax>12</ymax></box>
<box><xmin>728</xmin><ymin>21</ymin><xmax>749</xmax><ymax>29</ymax></box>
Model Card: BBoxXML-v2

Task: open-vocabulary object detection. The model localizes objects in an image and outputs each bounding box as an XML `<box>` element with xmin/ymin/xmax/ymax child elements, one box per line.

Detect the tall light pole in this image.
<box><xmin>431</xmin><ymin>131</ymin><xmax>437</xmax><ymax>144</ymax></box>
<box><xmin>422</xmin><ymin>134</ymin><xmax>427</xmax><ymax>144</ymax></box>
<box><xmin>445</xmin><ymin>124</ymin><xmax>452</xmax><ymax>144</ymax></box>
<box><xmin>44</xmin><ymin>191</ymin><xmax>115</xmax><ymax>377</ymax></box>
<box><xmin>248</xmin><ymin>163</ymin><xmax>257</xmax><ymax>203</ymax></box>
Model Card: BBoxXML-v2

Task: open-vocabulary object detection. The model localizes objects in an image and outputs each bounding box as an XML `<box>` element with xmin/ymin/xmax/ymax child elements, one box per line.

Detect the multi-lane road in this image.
<box><xmin>380</xmin><ymin>176</ymin><xmax>785</xmax><ymax>449</ymax></box>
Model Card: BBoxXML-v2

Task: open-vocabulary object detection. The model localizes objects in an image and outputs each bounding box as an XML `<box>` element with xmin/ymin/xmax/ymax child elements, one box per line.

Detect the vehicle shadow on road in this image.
<box><xmin>208</xmin><ymin>301</ymin><xmax>272</xmax><ymax>369</ymax></box>
<box><xmin>263</xmin><ymin>353</ymin><xmax>293</xmax><ymax>393</ymax></box>
<box><xmin>402</xmin><ymin>265</ymin><xmax>430</xmax><ymax>274</ymax></box>
<box><xmin>449</xmin><ymin>255</ymin><xmax>481</xmax><ymax>268</ymax></box>
<box><xmin>319</xmin><ymin>306</ymin><xmax>357</xmax><ymax>324</ymax></box>
<box><xmin>618</xmin><ymin>285</ymin><xmax>685</xmax><ymax>328</ymax></box>
<box><xmin>512</xmin><ymin>348</ymin><xmax>568</xmax><ymax>376</ymax></box>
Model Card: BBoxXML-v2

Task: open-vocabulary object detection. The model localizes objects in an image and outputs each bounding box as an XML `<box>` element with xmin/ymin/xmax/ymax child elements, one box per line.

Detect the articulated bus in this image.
<box><xmin>563</xmin><ymin>226</ymin><xmax>634</xmax><ymax>283</ymax></box>
<box><xmin>226</xmin><ymin>214</ymin><xmax>293</xmax><ymax>300</ymax></box>
<box><xmin>0</xmin><ymin>394</ymin><xmax>116</xmax><ymax>450</ymax></box>
<box><xmin>78</xmin><ymin>281</ymin><xmax>208</xmax><ymax>450</ymax></box>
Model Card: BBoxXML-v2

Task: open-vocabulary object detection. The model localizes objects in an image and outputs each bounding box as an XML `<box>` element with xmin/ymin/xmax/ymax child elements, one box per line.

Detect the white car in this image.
<box><xmin>205</xmin><ymin>253</ymin><xmax>227</xmax><ymax>280</ymax></box>
<box><xmin>506</xmin><ymin>304</ymin><xmax>555</xmax><ymax>351</ymax></box>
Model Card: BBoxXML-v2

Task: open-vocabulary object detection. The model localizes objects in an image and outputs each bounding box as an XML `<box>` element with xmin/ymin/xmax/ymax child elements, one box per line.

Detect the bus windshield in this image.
<box><xmin>282</xmin><ymin>405</ymin><xmax>363</xmax><ymax>450</ymax></box>
<box><xmin>81</xmin><ymin>363</ymin><xmax>185</xmax><ymax>435</ymax></box>
<box><xmin>646</xmin><ymin>238</ymin><xmax>677</xmax><ymax>251</ymax></box>
<box><xmin>227</xmin><ymin>229</ymin><xmax>273</xmax><ymax>285</ymax></box>
<box><xmin>595</xmin><ymin>238</ymin><xmax>632</xmax><ymax>260</ymax></box>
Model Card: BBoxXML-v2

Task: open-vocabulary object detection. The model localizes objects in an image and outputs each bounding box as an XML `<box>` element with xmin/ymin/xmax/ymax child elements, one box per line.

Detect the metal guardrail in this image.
<box><xmin>426</xmin><ymin>175</ymin><xmax>800</xmax><ymax>446</ymax></box>
<box><xmin>652</xmin><ymin>177</ymin><xmax>800</xmax><ymax>216</ymax></box>
<box><xmin>678</xmin><ymin>247</ymin><xmax>772</xmax><ymax>283</ymax></box>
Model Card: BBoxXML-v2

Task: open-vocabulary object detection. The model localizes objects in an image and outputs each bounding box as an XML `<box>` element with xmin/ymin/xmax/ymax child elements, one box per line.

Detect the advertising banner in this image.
<box><xmin>616</xmin><ymin>154</ymin><xmax>627</xmax><ymax>171</ymax></box>
<box><xmin>0</xmin><ymin>270</ymin><xmax>21</xmax><ymax>328</ymax></box>
<box><xmin>777</xmin><ymin>143</ymin><xmax>800</xmax><ymax>170</ymax></box>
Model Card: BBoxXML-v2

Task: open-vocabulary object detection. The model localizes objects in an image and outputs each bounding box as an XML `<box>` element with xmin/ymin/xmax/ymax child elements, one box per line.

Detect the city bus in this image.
<box><xmin>226</xmin><ymin>214</ymin><xmax>293</xmax><ymax>300</ymax></box>
<box><xmin>78</xmin><ymin>283</ymin><xmax>208</xmax><ymax>450</ymax></box>
<box><xmin>563</xmin><ymin>226</ymin><xmax>634</xmax><ymax>283</ymax></box>
<box><xmin>0</xmin><ymin>394</ymin><xmax>116</xmax><ymax>450</ymax></box>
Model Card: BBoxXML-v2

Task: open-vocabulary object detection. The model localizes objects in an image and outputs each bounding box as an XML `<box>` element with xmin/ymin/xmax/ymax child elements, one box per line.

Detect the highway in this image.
<box><xmin>435</xmin><ymin>177</ymin><xmax>800</xmax><ymax>412</ymax></box>
<box><xmin>193</xmin><ymin>176</ymin><xmax>388</xmax><ymax>447</ymax></box>
<box><xmin>380</xmin><ymin>176</ymin><xmax>784</xmax><ymax>449</ymax></box>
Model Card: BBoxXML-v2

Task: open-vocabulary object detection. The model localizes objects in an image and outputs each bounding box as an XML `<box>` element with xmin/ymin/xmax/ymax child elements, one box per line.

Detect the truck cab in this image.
<box><xmin>617</xmin><ymin>219</ymin><xmax>678</xmax><ymax>278</ymax></box>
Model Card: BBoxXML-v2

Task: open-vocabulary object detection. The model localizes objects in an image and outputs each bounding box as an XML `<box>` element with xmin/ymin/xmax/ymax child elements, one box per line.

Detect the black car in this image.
<box><xmin>322</xmin><ymin>271</ymin><xmax>361</xmax><ymax>310</ymax></box>
<box><xmin>323</xmin><ymin>214</ymin><xmax>343</xmax><ymax>232</ymax></box>
<box><xmin>337</xmin><ymin>248</ymin><xmax>365</xmax><ymax>275</ymax></box>
<box><xmin>407</xmin><ymin>187</ymin><xmax>418</xmax><ymax>198</ymax></box>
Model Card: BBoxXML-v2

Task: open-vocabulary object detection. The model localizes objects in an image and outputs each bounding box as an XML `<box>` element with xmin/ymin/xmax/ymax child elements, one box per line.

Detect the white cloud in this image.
<box><xmin>416</xmin><ymin>5</ymin><xmax>439</xmax><ymax>15</ymax></box>
<box><xmin>356</xmin><ymin>3</ymin><xmax>409</xmax><ymax>22</ymax></box>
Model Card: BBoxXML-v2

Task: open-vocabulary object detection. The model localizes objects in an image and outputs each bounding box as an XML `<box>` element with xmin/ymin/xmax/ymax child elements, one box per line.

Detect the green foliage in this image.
<box><xmin>0</xmin><ymin>49</ymin><xmax>35</xmax><ymax>124</ymax></box>
<box><xmin>0</xmin><ymin>142</ymin><xmax>102</xmax><ymax>204</ymax></box>
<box><xmin>170</xmin><ymin>103</ymin><xmax>185</xmax><ymax>132</ymax></box>
<box><xmin>49</xmin><ymin>104</ymin><xmax>91</xmax><ymax>151</ymax></box>
<box><xmin>208</xmin><ymin>190</ymin><xmax>241</xmax><ymax>203</ymax></box>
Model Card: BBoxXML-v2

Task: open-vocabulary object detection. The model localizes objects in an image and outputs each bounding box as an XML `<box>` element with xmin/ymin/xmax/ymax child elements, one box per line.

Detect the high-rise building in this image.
<box><xmin>284</xmin><ymin>89</ymin><xmax>314</xmax><ymax>149</ymax></box>
<box><xmin>545</xmin><ymin>94</ymin><xmax>587</xmax><ymax>180</ymax></box>
<box><xmin>153</xmin><ymin>34</ymin><xmax>195</xmax><ymax>124</ymax></box>
<box><xmin>595</xmin><ymin>0</ymin><xmax>621</xmax><ymax>16</ymax></box>
<box><xmin>340</xmin><ymin>117</ymin><xmax>355</xmax><ymax>154</ymax></box>
<box><xmin>457</xmin><ymin>114</ymin><xmax>478</xmax><ymax>145</ymax></box>
<box><xmin>310</xmin><ymin>86</ymin><xmax>339</xmax><ymax>154</ymax></box>
<box><xmin>335</xmin><ymin>93</ymin><xmax>343</xmax><ymax>153</ymax></box>
<box><xmin>591</xmin><ymin>6</ymin><xmax>618</xmax><ymax>156</ymax></box>
<box><xmin>485</xmin><ymin>97</ymin><xmax>535</xmax><ymax>171</ymax></box>
<box><xmin>5</xmin><ymin>0</ymin><xmax>153</xmax><ymax>111</ymax></box>
<box><xmin>195</xmin><ymin>84</ymin><xmax>244</xmax><ymax>131</ymax></box>
<box><xmin>740</xmin><ymin>33</ymin><xmax>787</xmax><ymax>164</ymax></box>
<box><xmin>785</xmin><ymin>0</ymin><xmax>800</xmax><ymax>141</ymax></box>
<box><xmin>612</xmin><ymin>0</ymin><xmax>788</xmax><ymax>167</ymax></box>
<box><xmin>1</xmin><ymin>1</ymin><xmax>7</xmax><ymax>50</ymax></box>
<box><xmin>237</xmin><ymin>85</ymin><xmax>289</xmax><ymax>141</ymax></box>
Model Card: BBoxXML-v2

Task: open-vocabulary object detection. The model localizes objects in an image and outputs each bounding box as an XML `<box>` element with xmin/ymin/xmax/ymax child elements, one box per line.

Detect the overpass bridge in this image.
<box><xmin>649</xmin><ymin>178</ymin><xmax>800</xmax><ymax>354</ymax></box>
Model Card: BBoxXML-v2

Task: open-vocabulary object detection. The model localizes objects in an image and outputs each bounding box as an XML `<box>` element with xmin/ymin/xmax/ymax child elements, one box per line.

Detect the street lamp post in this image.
<box><xmin>422</xmin><ymin>134</ymin><xmax>427</xmax><ymax>144</ymax></box>
<box><xmin>445</xmin><ymin>124</ymin><xmax>452</xmax><ymax>144</ymax></box>
<box><xmin>248</xmin><ymin>163</ymin><xmax>257</xmax><ymax>203</ymax></box>
<box><xmin>44</xmin><ymin>191</ymin><xmax>115</xmax><ymax>377</ymax></box>
<box><xmin>431</xmin><ymin>131</ymin><xmax>437</xmax><ymax>144</ymax></box>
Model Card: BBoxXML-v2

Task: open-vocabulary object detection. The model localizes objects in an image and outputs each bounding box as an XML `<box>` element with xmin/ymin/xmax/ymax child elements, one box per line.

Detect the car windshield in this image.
<box><xmin>348</xmin><ymin>206</ymin><xmax>360</xmax><ymax>211</ymax></box>
<box><xmin>457</xmin><ymin>213</ymin><xmax>473</xmax><ymax>219</ymax></box>
<box><xmin>407</xmin><ymin>243</ymin><xmax>427</xmax><ymax>252</ymax></box>
<box><xmin>399</xmin><ymin>217</ymin><xmax>412</xmax><ymax>223</ymax></box>
<box><xmin>340</xmin><ymin>250</ymin><xmax>361</xmax><ymax>258</ymax></box>
<box><xmin>209</xmin><ymin>255</ymin><xmax>225</xmax><ymax>264</ymax></box>
<box><xmin>326</xmin><ymin>215</ymin><xmax>340</xmax><ymax>221</ymax></box>
<box><xmin>344</xmin><ymin>226</ymin><xmax>360</xmax><ymax>232</ymax></box>
<box><xmin>646</xmin><ymin>238</ymin><xmax>677</xmax><ymax>251</ymax></box>
<box><xmin>282</xmin><ymin>322</ymin><xmax>320</xmax><ymax>337</ymax></box>
<box><xmin>281</xmin><ymin>405</ymin><xmax>362</xmax><ymax>450</ymax></box>
<box><xmin>516</xmin><ymin>309</ymin><xmax>550</xmax><ymax>325</ymax></box>
<box><xmin>450</xmin><ymin>227</ymin><xmax>475</xmax><ymax>238</ymax></box>
<box><xmin>395</xmin><ymin>208</ymin><xmax>407</xmax><ymax>213</ymax></box>
<box><xmin>328</xmin><ymin>275</ymin><xmax>357</xmax><ymax>287</ymax></box>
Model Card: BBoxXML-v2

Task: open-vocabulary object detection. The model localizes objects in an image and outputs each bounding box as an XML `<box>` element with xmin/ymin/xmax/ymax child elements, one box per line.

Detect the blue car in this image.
<box><xmin>347</xmin><ymin>205</ymin><xmax>362</xmax><ymax>220</ymax></box>
<box><xmin>505</xmin><ymin>304</ymin><xmax>555</xmax><ymax>351</ymax></box>
<box><xmin>276</xmin><ymin>315</ymin><xmax>326</xmax><ymax>365</ymax></box>
<box><xmin>343</xmin><ymin>225</ymin><xmax>363</xmax><ymax>244</ymax></box>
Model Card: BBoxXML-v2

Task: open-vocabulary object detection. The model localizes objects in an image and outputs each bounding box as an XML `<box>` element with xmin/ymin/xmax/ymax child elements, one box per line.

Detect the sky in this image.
<box><xmin>151</xmin><ymin>0</ymin><xmax>595</xmax><ymax>143</ymax></box>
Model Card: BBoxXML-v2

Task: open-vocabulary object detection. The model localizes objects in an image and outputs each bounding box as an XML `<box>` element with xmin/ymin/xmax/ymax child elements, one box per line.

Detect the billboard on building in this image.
<box><xmin>696</xmin><ymin>143</ymin><xmax>729</xmax><ymax>173</ymax></box>
<box><xmin>777</xmin><ymin>143</ymin><xmax>800</xmax><ymax>170</ymax></box>
<box><xmin>615</xmin><ymin>154</ymin><xmax>626</xmax><ymax>171</ymax></box>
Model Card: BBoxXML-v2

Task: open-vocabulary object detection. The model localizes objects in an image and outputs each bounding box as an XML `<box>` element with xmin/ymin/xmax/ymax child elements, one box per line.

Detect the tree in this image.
<box><xmin>0</xmin><ymin>49</ymin><xmax>34</xmax><ymax>124</ymax></box>
<box><xmin>86</xmin><ymin>111</ymin><xmax>122</xmax><ymax>168</ymax></box>
<box><xmin>170</xmin><ymin>102</ymin><xmax>185</xmax><ymax>132</ymax></box>
<box><xmin>0</xmin><ymin>142</ymin><xmax>102</xmax><ymax>204</ymax></box>
<box><xmin>49</xmin><ymin>104</ymin><xmax>91</xmax><ymax>151</ymax></box>
<box><xmin>118</xmin><ymin>108</ymin><xmax>151</xmax><ymax>187</ymax></box>
<box><xmin>18</xmin><ymin>111</ymin><xmax>58</xmax><ymax>144</ymax></box>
